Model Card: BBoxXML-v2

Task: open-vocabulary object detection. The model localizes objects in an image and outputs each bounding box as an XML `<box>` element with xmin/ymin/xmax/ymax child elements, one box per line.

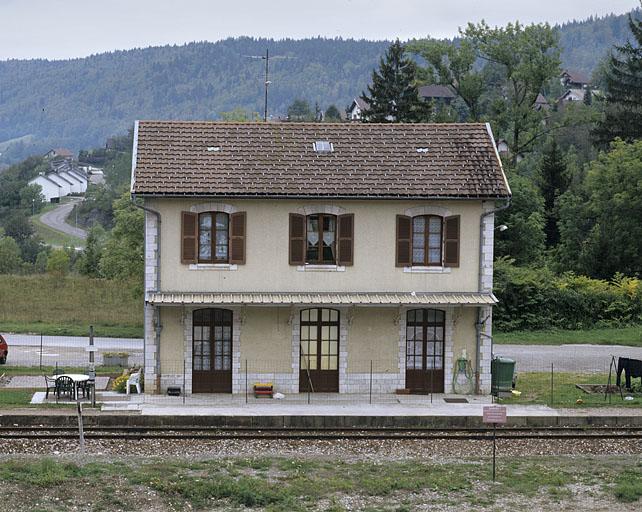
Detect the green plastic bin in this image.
<box><xmin>491</xmin><ymin>356</ymin><xmax>516</xmax><ymax>396</ymax></box>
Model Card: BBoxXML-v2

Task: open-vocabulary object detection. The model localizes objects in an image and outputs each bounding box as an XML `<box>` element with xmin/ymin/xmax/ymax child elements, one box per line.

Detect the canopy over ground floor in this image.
<box><xmin>144</xmin><ymin>299</ymin><xmax>494</xmax><ymax>398</ymax></box>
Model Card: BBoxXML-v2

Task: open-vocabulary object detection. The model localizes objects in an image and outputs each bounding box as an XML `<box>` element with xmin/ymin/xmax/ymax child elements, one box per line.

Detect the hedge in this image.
<box><xmin>493</xmin><ymin>258</ymin><xmax>642</xmax><ymax>332</ymax></box>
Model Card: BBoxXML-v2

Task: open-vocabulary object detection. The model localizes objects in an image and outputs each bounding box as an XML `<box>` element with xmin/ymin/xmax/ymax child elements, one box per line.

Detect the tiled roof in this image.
<box><xmin>132</xmin><ymin>121</ymin><xmax>510</xmax><ymax>199</ymax></box>
<box><xmin>147</xmin><ymin>291</ymin><xmax>498</xmax><ymax>306</ymax></box>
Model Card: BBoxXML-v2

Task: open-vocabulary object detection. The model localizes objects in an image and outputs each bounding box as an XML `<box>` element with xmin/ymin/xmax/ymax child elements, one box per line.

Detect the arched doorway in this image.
<box><xmin>405</xmin><ymin>308</ymin><xmax>445</xmax><ymax>393</ymax></box>
<box><xmin>300</xmin><ymin>308</ymin><xmax>340</xmax><ymax>392</ymax></box>
<box><xmin>192</xmin><ymin>308</ymin><xmax>233</xmax><ymax>393</ymax></box>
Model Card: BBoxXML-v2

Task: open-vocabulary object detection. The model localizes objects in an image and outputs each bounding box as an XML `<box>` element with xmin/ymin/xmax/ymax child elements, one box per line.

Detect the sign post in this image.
<box><xmin>483</xmin><ymin>405</ymin><xmax>507</xmax><ymax>482</ymax></box>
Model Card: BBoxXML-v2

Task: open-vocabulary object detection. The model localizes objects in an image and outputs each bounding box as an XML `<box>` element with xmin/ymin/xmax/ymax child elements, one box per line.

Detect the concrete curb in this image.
<box><xmin>2</xmin><ymin>414</ymin><xmax>642</xmax><ymax>428</ymax></box>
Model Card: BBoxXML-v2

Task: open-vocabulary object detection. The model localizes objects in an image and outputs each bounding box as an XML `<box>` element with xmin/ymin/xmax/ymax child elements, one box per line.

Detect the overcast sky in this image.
<box><xmin>0</xmin><ymin>0</ymin><xmax>637</xmax><ymax>60</ymax></box>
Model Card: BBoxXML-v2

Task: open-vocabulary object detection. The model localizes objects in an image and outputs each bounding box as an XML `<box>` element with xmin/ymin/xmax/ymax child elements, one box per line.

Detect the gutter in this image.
<box><xmin>474</xmin><ymin>199</ymin><xmax>510</xmax><ymax>395</ymax></box>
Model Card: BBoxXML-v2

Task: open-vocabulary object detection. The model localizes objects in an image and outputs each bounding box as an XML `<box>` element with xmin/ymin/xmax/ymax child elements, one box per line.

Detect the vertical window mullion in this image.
<box><xmin>424</xmin><ymin>216</ymin><xmax>429</xmax><ymax>266</ymax></box>
<box><xmin>318</xmin><ymin>215</ymin><xmax>323</xmax><ymax>264</ymax></box>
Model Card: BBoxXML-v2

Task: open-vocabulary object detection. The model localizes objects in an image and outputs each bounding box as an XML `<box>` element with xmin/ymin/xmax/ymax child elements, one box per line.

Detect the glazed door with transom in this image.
<box><xmin>299</xmin><ymin>308</ymin><xmax>340</xmax><ymax>392</ymax></box>
<box><xmin>405</xmin><ymin>308</ymin><xmax>445</xmax><ymax>393</ymax></box>
<box><xmin>192</xmin><ymin>308</ymin><xmax>233</xmax><ymax>393</ymax></box>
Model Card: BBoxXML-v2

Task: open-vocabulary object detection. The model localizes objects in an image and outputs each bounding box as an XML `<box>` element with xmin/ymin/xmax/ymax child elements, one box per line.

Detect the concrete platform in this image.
<box><xmin>4</xmin><ymin>392</ymin><xmax>641</xmax><ymax>428</ymax></box>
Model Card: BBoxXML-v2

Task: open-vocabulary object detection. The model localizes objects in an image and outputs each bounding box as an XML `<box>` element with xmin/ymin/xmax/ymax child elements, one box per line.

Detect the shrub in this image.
<box><xmin>494</xmin><ymin>258</ymin><xmax>642</xmax><ymax>331</ymax></box>
<box><xmin>111</xmin><ymin>374</ymin><xmax>129</xmax><ymax>393</ymax></box>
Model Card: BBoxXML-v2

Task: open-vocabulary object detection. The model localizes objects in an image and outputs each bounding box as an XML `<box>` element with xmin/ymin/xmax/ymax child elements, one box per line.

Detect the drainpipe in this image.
<box><xmin>475</xmin><ymin>198</ymin><xmax>510</xmax><ymax>394</ymax></box>
<box><xmin>132</xmin><ymin>196</ymin><xmax>162</xmax><ymax>393</ymax></box>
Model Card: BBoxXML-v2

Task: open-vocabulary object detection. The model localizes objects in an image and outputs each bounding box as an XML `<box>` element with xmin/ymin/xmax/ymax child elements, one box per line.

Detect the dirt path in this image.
<box><xmin>39</xmin><ymin>199</ymin><xmax>87</xmax><ymax>240</ymax></box>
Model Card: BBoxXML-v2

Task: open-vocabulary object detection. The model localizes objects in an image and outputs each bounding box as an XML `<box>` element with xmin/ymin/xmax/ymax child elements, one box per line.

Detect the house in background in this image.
<box><xmin>418</xmin><ymin>85</ymin><xmax>456</xmax><ymax>106</ymax></box>
<box><xmin>560</xmin><ymin>69</ymin><xmax>590</xmax><ymax>90</ymax></box>
<box><xmin>28</xmin><ymin>173</ymin><xmax>62</xmax><ymax>202</ymax></box>
<box><xmin>556</xmin><ymin>88</ymin><xmax>585</xmax><ymax>109</ymax></box>
<box><xmin>44</xmin><ymin>147</ymin><xmax>74</xmax><ymax>160</ymax></box>
<box><xmin>346</xmin><ymin>97</ymin><xmax>369</xmax><ymax>121</ymax></box>
<box><xmin>131</xmin><ymin>121</ymin><xmax>510</xmax><ymax>397</ymax></box>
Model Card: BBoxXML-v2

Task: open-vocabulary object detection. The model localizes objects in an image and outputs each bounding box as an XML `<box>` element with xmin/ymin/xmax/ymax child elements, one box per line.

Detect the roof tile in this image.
<box><xmin>132</xmin><ymin>121</ymin><xmax>510</xmax><ymax>199</ymax></box>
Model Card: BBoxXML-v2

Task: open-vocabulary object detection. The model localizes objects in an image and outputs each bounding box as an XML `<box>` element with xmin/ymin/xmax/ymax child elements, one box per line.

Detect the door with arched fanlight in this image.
<box><xmin>405</xmin><ymin>309</ymin><xmax>445</xmax><ymax>393</ymax></box>
<box><xmin>192</xmin><ymin>308</ymin><xmax>233</xmax><ymax>393</ymax></box>
<box><xmin>299</xmin><ymin>308</ymin><xmax>340</xmax><ymax>392</ymax></box>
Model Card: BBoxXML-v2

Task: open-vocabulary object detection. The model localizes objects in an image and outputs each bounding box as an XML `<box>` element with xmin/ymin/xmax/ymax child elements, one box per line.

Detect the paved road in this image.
<box><xmin>3</xmin><ymin>333</ymin><xmax>641</xmax><ymax>372</ymax></box>
<box><xmin>495</xmin><ymin>344</ymin><xmax>642</xmax><ymax>372</ymax></box>
<box><xmin>1</xmin><ymin>333</ymin><xmax>142</xmax><ymax>367</ymax></box>
<box><xmin>39</xmin><ymin>199</ymin><xmax>87</xmax><ymax>240</ymax></box>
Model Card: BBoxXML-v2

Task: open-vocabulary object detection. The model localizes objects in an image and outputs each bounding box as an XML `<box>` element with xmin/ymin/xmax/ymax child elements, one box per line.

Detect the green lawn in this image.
<box><xmin>0</xmin><ymin>275</ymin><xmax>143</xmax><ymax>338</ymax></box>
<box><xmin>500</xmin><ymin>371</ymin><xmax>642</xmax><ymax>408</ymax></box>
<box><xmin>494</xmin><ymin>325</ymin><xmax>642</xmax><ymax>347</ymax></box>
<box><xmin>0</xmin><ymin>456</ymin><xmax>640</xmax><ymax>510</ymax></box>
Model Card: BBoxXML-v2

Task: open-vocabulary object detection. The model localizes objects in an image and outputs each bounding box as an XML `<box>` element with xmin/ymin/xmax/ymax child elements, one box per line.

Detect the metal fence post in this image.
<box><xmin>369</xmin><ymin>360</ymin><xmax>373</xmax><ymax>405</ymax></box>
<box><xmin>39</xmin><ymin>333</ymin><xmax>43</xmax><ymax>370</ymax></box>
<box><xmin>182</xmin><ymin>358</ymin><xmax>186</xmax><ymax>405</ymax></box>
<box><xmin>245</xmin><ymin>359</ymin><xmax>248</xmax><ymax>404</ymax></box>
<box><xmin>550</xmin><ymin>363</ymin><xmax>554</xmax><ymax>407</ymax></box>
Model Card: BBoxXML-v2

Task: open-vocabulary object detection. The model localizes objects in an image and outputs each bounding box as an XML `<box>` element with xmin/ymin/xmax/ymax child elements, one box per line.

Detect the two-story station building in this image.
<box><xmin>131</xmin><ymin>121</ymin><xmax>510</xmax><ymax>396</ymax></box>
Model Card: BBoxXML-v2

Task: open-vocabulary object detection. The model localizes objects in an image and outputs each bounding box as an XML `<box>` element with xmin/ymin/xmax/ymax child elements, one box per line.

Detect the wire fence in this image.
<box><xmin>1</xmin><ymin>331</ymin><xmax>641</xmax><ymax>409</ymax></box>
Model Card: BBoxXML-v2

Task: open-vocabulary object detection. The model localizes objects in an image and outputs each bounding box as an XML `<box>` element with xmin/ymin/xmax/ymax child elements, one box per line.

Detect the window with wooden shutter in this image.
<box><xmin>396</xmin><ymin>215</ymin><xmax>412</xmax><ymax>267</ymax></box>
<box><xmin>443</xmin><ymin>215</ymin><xmax>460</xmax><ymax>267</ymax></box>
<box><xmin>289</xmin><ymin>213</ymin><xmax>306</xmax><ymax>265</ymax></box>
<box><xmin>181</xmin><ymin>211</ymin><xmax>198</xmax><ymax>264</ymax></box>
<box><xmin>337</xmin><ymin>214</ymin><xmax>354</xmax><ymax>266</ymax></box>
<box><xmin>229</xmin><ymin>212</ymin><xmax>246</xmax><ymax>264</ymax></box>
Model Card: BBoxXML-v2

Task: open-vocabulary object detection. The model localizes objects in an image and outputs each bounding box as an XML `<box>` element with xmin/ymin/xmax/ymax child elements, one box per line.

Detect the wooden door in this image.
<box><xmin>299</xmin><ymin>308</ymin><xmax>339</xmax><ymax>392</ymax></box>
<box><xmin>405</xmin><ymin>309</ymin><xmax>445</xmax><ymax>393</ymax></box>
<box><xmin>192</xmin><ymin>308</ymin><xmax>233</xmax><ymax>393</ymax></box>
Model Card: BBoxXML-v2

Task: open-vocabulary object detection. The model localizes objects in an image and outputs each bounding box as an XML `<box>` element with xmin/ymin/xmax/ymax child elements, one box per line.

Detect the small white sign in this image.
<box><xmin>483</xmin><ymin>405</ymin><xmax>507</xmax><ymax>424</ymax></box>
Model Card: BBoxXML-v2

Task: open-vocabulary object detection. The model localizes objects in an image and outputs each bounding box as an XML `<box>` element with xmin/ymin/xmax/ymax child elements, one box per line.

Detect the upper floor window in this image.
<box><xmin>199</xmin><ymin>212</ymin><xmax>229</xmax><ymax>263</ymax></box>
<box><xmin>181</xmin><ymin>210</ymin><xmax>246</xmax><ymax>265</ymax></box>
<box><xmin>396</xmin><ymin>214</ymin><xmax>460</xmax><ymax>268</ymax></box>
<box><xmin>306</xmin><ymin>214</ymin><xmax>336</xmax><ymax>264</ymax></box>
<box><xmin>289</xmin><ymin>213</ymin><xmax>354</xmax><ymax>266</ymax></box>
<box><xmin>412</xmin><ymin>215</ymin><xmax>442</xmax><ymax>266</ymax></box>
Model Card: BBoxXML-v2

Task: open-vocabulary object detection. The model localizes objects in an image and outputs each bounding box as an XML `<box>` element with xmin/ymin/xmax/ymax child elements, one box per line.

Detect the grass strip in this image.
<box><xmin>494</xmin><ymin>325</ymin><xmax>642</xmax><ymax>347</ymax></box>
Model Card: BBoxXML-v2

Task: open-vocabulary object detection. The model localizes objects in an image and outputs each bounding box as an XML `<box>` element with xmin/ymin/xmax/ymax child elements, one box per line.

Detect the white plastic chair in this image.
<box><xmin>126</xmin><ymin>370</ymin><xmax>142</xmax><ymax>395</ymax></box>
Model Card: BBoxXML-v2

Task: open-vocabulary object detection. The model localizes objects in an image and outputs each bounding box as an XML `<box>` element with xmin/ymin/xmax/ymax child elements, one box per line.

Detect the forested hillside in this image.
<box><xmin>0</xmin><ymin>10</ymin><xmax>637</xmax><ymax>164</ymax></box>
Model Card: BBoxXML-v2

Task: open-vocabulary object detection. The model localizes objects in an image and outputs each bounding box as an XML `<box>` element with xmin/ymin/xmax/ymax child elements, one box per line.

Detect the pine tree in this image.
<box><xmin>360</xmin><ymin>40</ymin><xmax>431</xmax><ymax>122</ymax></box>
<box><xmin>594</xmin><ymin>13</ymin><xmax>642</xmax><ymax>143</ymax></box>
<box><xmin>538</xmin><ymin>140</ymin><xmax>568</xmax><ymax>247</ymax></box>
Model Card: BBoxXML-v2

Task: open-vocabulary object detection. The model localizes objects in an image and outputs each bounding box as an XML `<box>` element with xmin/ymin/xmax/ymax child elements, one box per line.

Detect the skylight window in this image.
<box><xmin>207</xmin><ymin>146</ymin><xmax>221</xmax><ymax>152</ymax></box>
<box><xmin>416</xmin><ymin>147</ymin><xmax>429</xmax><ymax>153</ymax></box>
<box><xmin>313</xmin><ymin>141</ymin><xmax>333</xmax><ymax>153</ymax></box>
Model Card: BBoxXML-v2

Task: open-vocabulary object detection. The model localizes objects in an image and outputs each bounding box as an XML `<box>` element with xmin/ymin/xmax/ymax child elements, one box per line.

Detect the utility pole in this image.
<box><xmin>264</xmin><ymin>48</ymin><xmax>270</xmax><ymax>122</ymax></box>
<box><xmin>245</xmin><ymin>48</ymin><xmax>273</xmax><ymax>122</ymax></box>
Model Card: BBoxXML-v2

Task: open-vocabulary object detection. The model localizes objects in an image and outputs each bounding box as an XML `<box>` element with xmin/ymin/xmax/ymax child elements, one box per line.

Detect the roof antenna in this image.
<box><xmin>245</xmin><ymin>49</ymin><xmax>271</xmax><ymax>122</ymax></box>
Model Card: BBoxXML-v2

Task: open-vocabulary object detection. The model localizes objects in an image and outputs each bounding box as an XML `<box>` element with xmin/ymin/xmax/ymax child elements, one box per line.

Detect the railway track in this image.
<box><xmin>1</xmin><ymin>425</ymin><xmax>642</xmax><ymax>441</ymax></box>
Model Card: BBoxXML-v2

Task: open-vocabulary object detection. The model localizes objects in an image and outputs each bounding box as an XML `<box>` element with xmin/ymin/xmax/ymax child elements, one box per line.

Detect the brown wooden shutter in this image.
<box><xmin>337</xmin><ymin>213</ymin><xmax>354</xmax><ymax>266</ymax></box>
<box><xmin>443</xmin><ymin>215</ymin><xmax>460</xmax><ymax>267</ymax></box>
<box><xmin>229</xmin><ymin>212</ymin><xmax>246</xmax><ymax>264</ymax></box>
<box><xmin>396</xmin><ymin>215</ymin><xmax>412</xmax><ymax>267</ymax></box>
<box><xmin>289</xmin><ymin>213</ymin><xmax>306</xmax><ymax>265</ymax></box>
<box><xmin>181</xmin><ymin>211</ymin><xmax>198</xmax><ymax>264</ymax></box>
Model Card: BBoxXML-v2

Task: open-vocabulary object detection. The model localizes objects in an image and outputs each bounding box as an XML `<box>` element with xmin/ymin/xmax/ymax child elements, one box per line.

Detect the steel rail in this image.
<box><xmin>1</xmin><ymin>425</ymin><xmax>641</xmax><ymax>433</ymax></box>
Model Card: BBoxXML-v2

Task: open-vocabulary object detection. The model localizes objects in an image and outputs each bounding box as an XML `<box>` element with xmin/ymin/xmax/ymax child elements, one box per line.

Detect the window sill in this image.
<box><xmin>188</xmin><ymin>263</ymin><xmax>238</xmax><ymax>271</ymax></box>
<box><xmin>403</xmin><ymin>266</ymin><xmax>451</xmax><ymax>274</ymax></box>
<box><xmin>297</xmin><ymin>264</ymin><xmax>346</xmax><ymax>272</ymax></box>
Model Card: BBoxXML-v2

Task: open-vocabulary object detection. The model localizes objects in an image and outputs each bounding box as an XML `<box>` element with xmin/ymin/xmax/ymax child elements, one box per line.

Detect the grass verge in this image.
<box><xmin>0</xmin><ymin>456</ymin><xmax>640</xmax><ymax>510</ymax></box>
<box><xmin>500</xmin><ymin>371</ymin><xmax>642</xmax><ymax>408</ymax></box>
<box><xmin>494</xmin><ymin>325</ymin><xmax>642</xmax><ymax>347</ymax></box>
<box><xmin>0</xmin><ymin>321</ymin><xmax>142</xmax><ymax>338</ymax></box>
<box><xmin>0</xmin><ymin>275</ymin><xmax>142</xmax><ymax>338</ymax></box>
<box><xmin>30</xmin><ymin>202</ymin><xmax>85</xmax><ymax>248</ymax></box>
